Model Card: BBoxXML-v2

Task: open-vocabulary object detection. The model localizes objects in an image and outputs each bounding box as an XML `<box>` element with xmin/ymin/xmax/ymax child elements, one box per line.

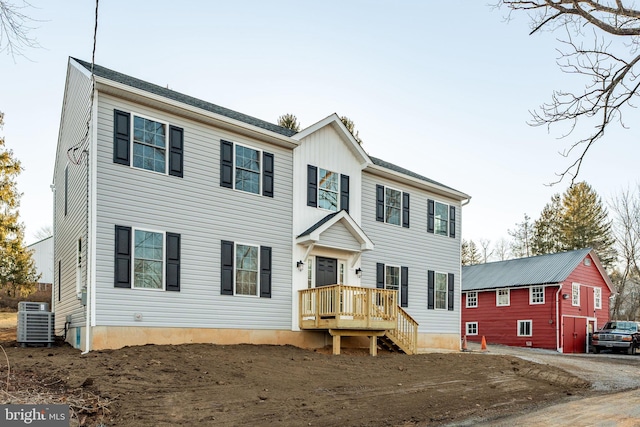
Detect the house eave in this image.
<box><xmin>93</xmin><ymin>77</ymin><xmax>299</xmax><ymax>150</ymax></box>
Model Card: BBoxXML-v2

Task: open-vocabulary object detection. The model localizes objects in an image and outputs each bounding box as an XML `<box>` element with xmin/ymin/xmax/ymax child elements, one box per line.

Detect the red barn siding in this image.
<box><xmin>462</xmin><ymin>253</ymin><xmax>612</xmax><ymax>353</ymax></box>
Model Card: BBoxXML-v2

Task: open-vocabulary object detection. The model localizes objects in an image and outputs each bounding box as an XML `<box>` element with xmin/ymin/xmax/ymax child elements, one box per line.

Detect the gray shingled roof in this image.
<box><xmin>73</xmin><ymin>58</ymin><xmax>296</xmax><ymax>137</ymax></box>
<box><xmin>75</xmin><ymin>58</ymin><xmax>466</xmax><ymax>194</ymax></box>
<box><xmin>462</xmin><ymin>248</ymin><xmax>592</xmax><ymax>291</ymax></box>
<box><xmin>297</xmin><ymin>211</ymin><xmax>341</xmax><ymax>238</ymax></box>
<box><xmin>369</xmin><ymin>156</ymin><xmax>458</xmax><ymax>191</ymax></box>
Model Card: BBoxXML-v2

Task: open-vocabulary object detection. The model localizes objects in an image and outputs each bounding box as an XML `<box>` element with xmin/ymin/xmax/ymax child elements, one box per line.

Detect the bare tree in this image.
<box><xmin>0</xmin><ymin>1</ymin><xmax>39</xmax><ymax>59</ymax></box>
<box><xmin>478</xmin><ymin>238</ymin><xmax>493</xmax><ymax>263</ymax></box>
<box><xmin>497</xmin><ymin>1</ymin><xmax>640</xmax><ymax>184</ymax></box>
<box><xmin>609</xmin><ymin>185</ymin><xmax>640</xmax><ymax>319</ymax></box>
<box><xmin>493</xmin><ymin>238</ymin><xmax>510</xmax><ymax>261</ymax></box>
<box><xmin>32</xmin><ymin>225</ymin><xmax>52</xmax><ymax>241</ymax></box>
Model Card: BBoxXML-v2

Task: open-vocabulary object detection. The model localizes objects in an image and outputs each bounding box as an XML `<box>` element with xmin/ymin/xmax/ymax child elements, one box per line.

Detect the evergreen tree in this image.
<box><xmin>339</xmin><ymin>116</ymin><xmax>363</xmax><ymax>144</ymax></box>
<box><xmin>277</xmin><ymin>113</ymin><xmax>300</xmax><ymax>132</ymax></box>
<box><xmin>508</xmin><ymin>214</ymin><xmax>533</xmax><ymax>258</ymax></box>
<box><xmin>0</xmin><ymin>112</ymin><xmax>39</xmax><ymax>296</ymax></box>
<box><xmin>560</xmin><ymin>182</ymin><xmax>616</xmax><ymax>268</ymax></box>
<box><xmin>531</xmin><ymin>194</ymin><xmax>563</xmax><ymax>255</ymax></box>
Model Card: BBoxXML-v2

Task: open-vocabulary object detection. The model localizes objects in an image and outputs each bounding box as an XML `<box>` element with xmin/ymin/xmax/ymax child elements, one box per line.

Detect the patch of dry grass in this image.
<box><xmin>0</xmin><ymin>313</ymin><xmax>16</xmax><ymax>328</ymax></box>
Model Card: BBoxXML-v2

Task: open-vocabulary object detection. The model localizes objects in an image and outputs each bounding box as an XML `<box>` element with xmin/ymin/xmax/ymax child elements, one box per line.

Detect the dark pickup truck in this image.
<box><xmin>592</xmin><ymin>321</ymin><xmax>640</xmax><ymax>355</ymax></box>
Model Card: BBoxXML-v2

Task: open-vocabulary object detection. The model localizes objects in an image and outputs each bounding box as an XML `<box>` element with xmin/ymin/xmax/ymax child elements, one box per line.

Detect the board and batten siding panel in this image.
<box><xmin>53</xmin><ymin>63</ymin><xmax>92</xmax><ymax>334</ymax></box>
<box><xmin>93</xmin><ymin>94</ymin><xmax>293</xmax><ymax>330</ymax></box>
<box><xmin>319</xmin><ymin>221</ymin><xmax>362</xmax><ymax>252</ymax></box>
<box><xmin>360</xmin><ymin>171</ymin><xmax>462</xmax><ymax>335</ymax></box>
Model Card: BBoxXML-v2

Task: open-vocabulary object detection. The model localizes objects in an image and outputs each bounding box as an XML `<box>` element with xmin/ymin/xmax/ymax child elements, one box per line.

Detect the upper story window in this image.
<box><xmin>497</xmin><ymin>288</ymin><xmax>510</xmax><ymax>306</ymax></box>
<box><xmin>466</xmin><ymin>291</ymin><xmax>478</xmax><ymax>308</ymax></box>
<box><xmin>133</xmin><ymin>116</ymin><xmax>167</xmax><ymax>173</ymax></box>
<box><xmin>376</xmin><ymin>185</ymin><xmax>409</xmax><ymax>228</ymax></box>
<box><xmin>113</xmin><ymin>110</ymin><xmax>184</xmax><ymax>177</ymax></box>
<box><xmin>235</xmin><ymin>145</ymin><xmax>261</xmax><ymax>194</ymax></box>
<box><xmin>427</xmin><ymin>199</ymin><xmax>455</xmax><ymax>238</ymax></box>
<box><xmin>572</xmin><ymin>283</ymin><xmax>580</xmax><ymax>306</ymax></box>
<box><xmin>530</xmin><ymin>286</ymin><xmax>544</xmax><ymax>304</ymax></box>
<box><xmin>318</xmin><ymin>168</ymin><xmax>339</xmax><ymax>211</ymax></box>
<box><xmin>594</xmin><ymin>287</ymin><xmax>602</xmax><ymax>309</ymax></box>
<box><xmin>221</xmin><ymin>140</ymin><xmax>274</xmax><ymax>197</ymax></box>
<box><xmin>307</xmin><ymin>165</ymin><xmax>349</xmax><ymax>212</ymax></box>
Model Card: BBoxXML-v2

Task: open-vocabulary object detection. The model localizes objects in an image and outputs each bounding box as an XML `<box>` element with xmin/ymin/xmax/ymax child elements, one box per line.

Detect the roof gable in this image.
<box><xmin>296</xmin><ymin>210</ymin><xmax>374</xmax><ymax>251</ymax></box>
<box><xmin>462</xmin><ymin>248</ymin><xmax>597</xmax><ymax>291</ymax></box>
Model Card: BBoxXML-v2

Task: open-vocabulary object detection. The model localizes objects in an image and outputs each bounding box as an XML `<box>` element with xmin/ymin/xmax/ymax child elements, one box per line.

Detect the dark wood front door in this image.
<box><xmin>316</xmin><ymin>257</ymin><xmax>337</xmax><ymax>287</ymax></box>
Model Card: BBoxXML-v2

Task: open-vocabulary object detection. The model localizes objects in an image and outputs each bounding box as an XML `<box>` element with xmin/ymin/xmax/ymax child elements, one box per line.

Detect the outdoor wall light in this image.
<box><xmin>562</xmin><ymin>293</ymin><xmax>569</xmax><ymax>299</ymax></box>
<box><xmin>296</xmin><ymin>260</ymin><xmax>304</xmax><ymax>271</ymax></box>
<box><xmin>355</xmin><ymin>268</ymin><xmax>362</xmax><ymax>278</ymax></box>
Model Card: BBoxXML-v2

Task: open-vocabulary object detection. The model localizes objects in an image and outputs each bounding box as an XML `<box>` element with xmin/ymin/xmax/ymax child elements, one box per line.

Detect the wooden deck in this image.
<box><xmin>299</xmin><ymin>285</ymin><xmax>418</xmax><ymax>355</ymax></box>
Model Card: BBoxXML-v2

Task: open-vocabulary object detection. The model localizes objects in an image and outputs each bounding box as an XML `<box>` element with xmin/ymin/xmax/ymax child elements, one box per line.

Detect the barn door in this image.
<box><xmin>563</xmin><ymin>317</ymin><xmax>588</xmax><ymax>353</ymax></box>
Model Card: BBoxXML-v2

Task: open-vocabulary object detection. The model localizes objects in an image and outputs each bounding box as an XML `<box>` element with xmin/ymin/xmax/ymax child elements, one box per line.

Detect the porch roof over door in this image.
<box><xmin>296</xmin><ymin>210</ymin><xmax>374</xmax><ymax>252</ymax></box>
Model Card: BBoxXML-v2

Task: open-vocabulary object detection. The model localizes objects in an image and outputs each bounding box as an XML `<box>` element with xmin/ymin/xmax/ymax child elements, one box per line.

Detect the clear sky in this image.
<box><xmin>2</xmin><ymin>1</ymin><xmax>639</xmax><ymax>246</ymax></box>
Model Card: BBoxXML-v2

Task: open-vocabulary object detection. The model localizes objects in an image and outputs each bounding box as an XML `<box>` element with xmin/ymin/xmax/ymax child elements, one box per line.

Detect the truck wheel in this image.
<box><xmin>593</xmin><ymin>346</ymin><xmax>600</xmax><ymax>354</ymax></box>
<box><xmin>628</xmin><ymin>345</ymin><xmax>637</xmax><ymax>355</ymax></box>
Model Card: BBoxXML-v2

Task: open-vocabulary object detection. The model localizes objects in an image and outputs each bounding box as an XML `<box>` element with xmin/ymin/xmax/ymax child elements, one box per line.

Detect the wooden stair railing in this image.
<box><xmin>380</xmin><ymin>306</ymin><xmax>418</xmax><ymax>355</ymax></box>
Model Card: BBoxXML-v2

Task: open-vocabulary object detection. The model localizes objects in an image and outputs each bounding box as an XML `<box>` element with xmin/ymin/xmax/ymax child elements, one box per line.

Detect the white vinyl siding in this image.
<box><xmin>93</xmin><ymin>93</ymin><xmax>293</xmax><ymax>329</ymax></box>
<box><xmin>360</xmin><ymin>171</ymin><xmax>462</xmax><ymax>336</ymax></box>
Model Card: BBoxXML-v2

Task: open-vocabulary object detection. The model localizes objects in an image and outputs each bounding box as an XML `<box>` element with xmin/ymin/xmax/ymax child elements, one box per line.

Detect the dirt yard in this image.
<box><xmin>0</xmin><ymin>326</ymin><xmax>593</xmax><ymax>427</ymax></box>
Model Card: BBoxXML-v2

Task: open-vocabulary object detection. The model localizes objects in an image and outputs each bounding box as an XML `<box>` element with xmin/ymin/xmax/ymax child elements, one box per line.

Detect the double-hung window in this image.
<box><xmin>466</xmin><ymin>291</ymin><xmax>478</xmax><ymax>308</ymax></box>
<box><xmin>220</xmin><ymin>240</ymin><xmax>272</xmax><ymax>298</ymax></box>
<box><xmin>133</xmin><ymin>115</ymin><xmax>167</xmax><ymax>173</ymax></box>
<box><xmin>375</xmin><ymin>185</ymin><xmax>409</xmax><ymax>228</ymax></box>
<box><xmin>133</xmin><ymin>229</ymin><xmax>164</xmax><ymax>289</ymax></box>
<box><xmin>427</xmin><ymin>199</ymin><xmax>455</xmax><ymax>238</ymax></box>
<box><xmin>318</xmin><ymin>168</ymin><xmax>339</xmax><ymax>211</ymax></box>
<box><xmin>385</xmin><ymin>265</ymin><xmax>400</xmax><ymax>291</ymax></box>
<box><xmin>435</xmin><ymin>272</ymin><xmax>448</xmax><ymax>309</ymax></box>
<box><xmin>434</xmin><ymin>202</ymin><xmax>449</xmax><ymax>236</ymax></box>
<box><xmin>530</xmin><ymin>286</ymin><xmax>544</xmax><ymax>304</ymax></box>
<box><xmin>221</xmin><ymin>140</ymin><xmax>274</xmax><ymax>197</ymax></box>
<box><xmin>235</xmin><ymin>244</ymin><xmax>259</xmax><ymax>296</ymax></box>
<box><xmin>594</xmin><ymin>287</ymin><xmax>602</xmax><ymax>309</ymax></box>
<box><xmin>497</xmin><ymin>288</ymin><xmax>509</xmax><ymax>306</ymax></box>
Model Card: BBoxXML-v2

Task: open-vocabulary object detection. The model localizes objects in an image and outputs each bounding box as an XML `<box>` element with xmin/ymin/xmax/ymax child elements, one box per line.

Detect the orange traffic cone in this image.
<box><xmin>462</xmin><ymin>335</ymin><xmax>468</xmax><ymax>351</ymax></box>
<box><xmin>481</xmin><ymin>335</ymin><xmax>487</xmax><ymax>351</ymax></box>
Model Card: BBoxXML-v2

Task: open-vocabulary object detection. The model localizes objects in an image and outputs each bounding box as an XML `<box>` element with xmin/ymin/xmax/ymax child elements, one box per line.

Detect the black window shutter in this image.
<box><xmin>402</xmin><ymin>192</ymin><xmax>410</xmax><ymax>228</ymax></box>
<box><xmin>448</xmin><ymin>273</ymin><xmax>455</xmax><ymax>311</ymax></box>
<box><xmin>376</xmin><ymin>185</ymin><xmax>384</xmax><ymax>222</ymax></box>
<box><xmin>168</xmin><ymin>125</ymin><xmax>184</xmax><ymax>178</ymax></box>
<box><xmin>427</xmin><ymin>199</ymin><xmax>435</xmax><ymax>233</ymax></box>
<box><xmin>340</xmin><ymin>174</ymin><xmax>350</xmax><ymax>213</ymax></box>
<box><xmin>221</xmin><ymin>240</ymin><xmax>234</xmax><ymax>295</ymax></box>
<box><xmin>376</xmin><ymin>263</ymin><xmax>385</xmax><ymax>289</ymax></box>
<box><xmin>307</xmin><ymin>165</ymin><xmax>317</xmax><ymax>207</ymax></box>
<box><xmin>263</xmin><ymin>152</ymin><xmax>274</xmax><ymax>198</ymax></box>
<box><xmin>166</xmin><ymin>232</ymin><xmax>181</xmax><ymax>291</ymax></box>
<box><xmin>220</xmin><ymin>140</ymin><xmax>233</xmax><ymax>188</ymax></box>
<box><xmin>427</xmin><ymin>270</ymin><xmax>435</xmax><ymax>309</ymax></box>
<box><xmin>449</xmin><ymin>206</ymin><xmax>456</xmax><ymax>238</ymax></box>
<box><xmin>113</xmin><ymin>110</ymin><xmax>131</xmax><ymax>166</ymax></box>
<box><xmin>114</xmin><ymin>225</ymin><xmax>132</xmax><ymax>288</ymax></box>
<box><xmin>401</xmin><ymin>266</ymin><xmax>409</xmax><ymax>308</ymax></box>
<box><xmin>260</xmin><ymin>246</ymin><xmax>272</xmax><ymax>298</ymax></box>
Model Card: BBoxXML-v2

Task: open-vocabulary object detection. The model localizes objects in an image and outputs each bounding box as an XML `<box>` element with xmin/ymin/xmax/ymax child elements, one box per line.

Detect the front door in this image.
<box><xmin>316</xmin><ymin>257</ymin><xmax>337</xmax><ymax>287</ymax></box>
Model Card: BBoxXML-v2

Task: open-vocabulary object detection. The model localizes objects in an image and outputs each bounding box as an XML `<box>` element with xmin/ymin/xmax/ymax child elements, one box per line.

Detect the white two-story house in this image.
<box><xmin>53</xmin><ymin>58</ymin><xmax>470</xmax><ymax>354</ymax></box>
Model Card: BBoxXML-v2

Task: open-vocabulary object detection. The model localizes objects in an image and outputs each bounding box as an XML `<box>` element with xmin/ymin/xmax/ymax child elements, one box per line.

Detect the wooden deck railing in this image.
<box><xmin>299</xmin><ymin>285</ymin><xmax>398</xmax><ymax>330</ymax></box>
<box><xmin>385</xmin><ymin>306</ymin><xmax>419</xmax><ymax>354</ymax></box>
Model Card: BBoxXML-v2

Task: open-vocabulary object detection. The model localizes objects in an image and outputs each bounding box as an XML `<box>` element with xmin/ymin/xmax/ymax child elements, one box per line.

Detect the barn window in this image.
<box><xmin>496</xmin><ymin>288</ymin><xmax>509</xmax><ymax>306</ymax></box>
<box><xmin>594</xmin><ymin>287</ymin><xmax>602</xmax><ymax>309</ymax></box>
<box><xmin>530</xmin><ymin>286</ymin><xmax>544</xmax><ymax>304</ymax></box>
<box><xmin>517</xmin><ymin>320</ymin><xmax>532</xmax><ymax>337</ymax></box>
<box><xmin>466</xmin><ymin>291</ymin><xmax>477</xmax><ymax>308</ymax></box>
<box><xmin>466</xmin><ymin>322</ymin><xmax>478</xmax><ymax>336</ymax></box>
<box><xmin>572</xmin><ymin>283</ymin><xmax>580</xmax><ymax>306</ymax></box>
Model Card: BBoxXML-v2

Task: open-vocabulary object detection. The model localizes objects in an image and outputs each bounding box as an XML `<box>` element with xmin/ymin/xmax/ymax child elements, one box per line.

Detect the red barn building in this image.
<box><xmin>461</xmin><ymin>248</ymin><xmax>612</xmax><ymax>353</ymax></box>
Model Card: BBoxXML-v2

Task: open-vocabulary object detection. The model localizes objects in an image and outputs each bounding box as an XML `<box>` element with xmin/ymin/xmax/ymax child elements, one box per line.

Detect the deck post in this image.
<box><xmin>369</xmin><ymin>336</ymin><xmax>377</xmax><ymax>356</ymax></box>
<box><xmin>333</xmin><ymin>334</ymin><xmax>341</xmax><ymax>355</ymax></box>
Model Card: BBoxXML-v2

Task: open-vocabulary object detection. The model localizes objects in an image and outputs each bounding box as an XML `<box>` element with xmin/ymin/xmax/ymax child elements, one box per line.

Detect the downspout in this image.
<box><xmin>555</xmin><ymin>284</ymin><xmax>562</xmax><ymax>352</ymax></box>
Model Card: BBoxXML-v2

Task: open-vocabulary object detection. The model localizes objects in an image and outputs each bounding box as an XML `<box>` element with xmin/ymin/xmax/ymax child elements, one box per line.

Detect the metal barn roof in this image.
<box><xmin>462</xmin><ymin>248</ymin><xmax>593</xmax><ymax>291</ymax></box>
